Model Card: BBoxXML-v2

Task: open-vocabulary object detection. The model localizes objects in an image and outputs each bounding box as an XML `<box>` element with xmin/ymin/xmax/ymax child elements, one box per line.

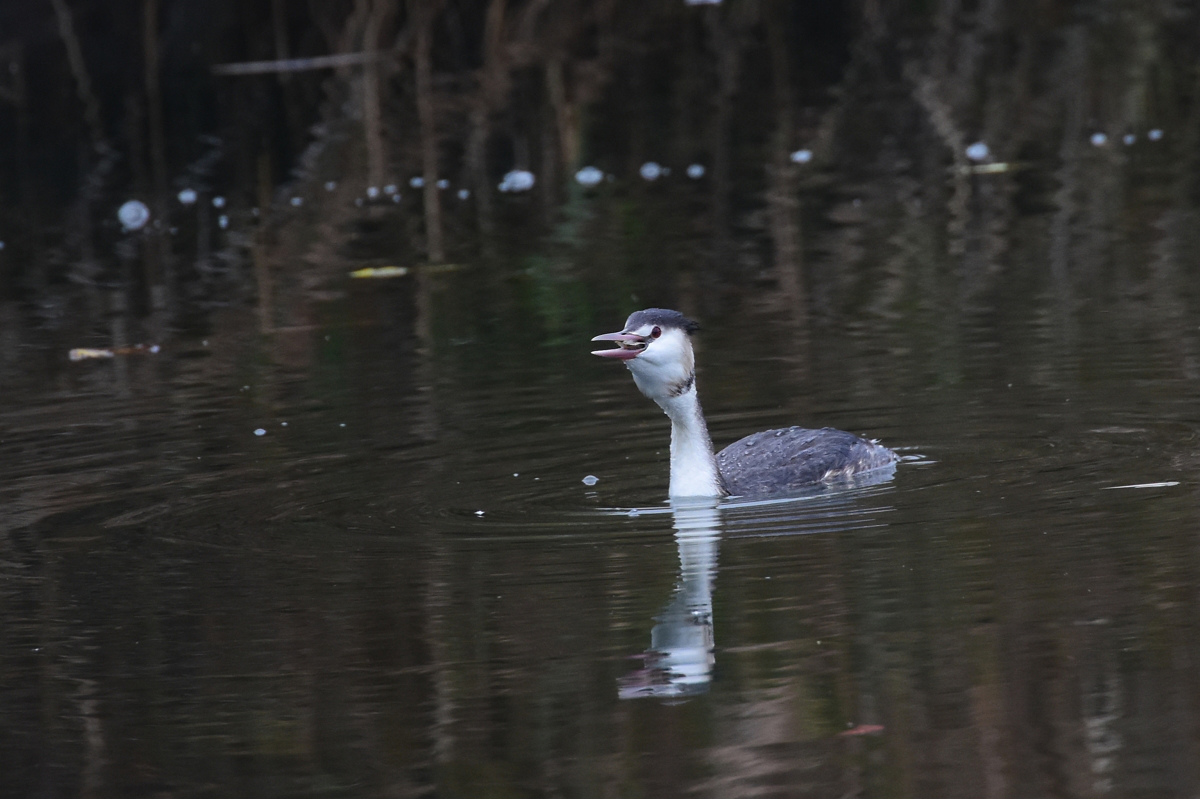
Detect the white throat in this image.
<box><xmin>653</xmin><ymin>383</ymin><xmax>726</xmax><ymax>498</ymax></box>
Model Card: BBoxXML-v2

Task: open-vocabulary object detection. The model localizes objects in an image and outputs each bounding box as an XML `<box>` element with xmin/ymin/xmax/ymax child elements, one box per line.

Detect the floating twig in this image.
<box><xmin>69</xmin><ymin>344</ymin><xmax>161</xmax><ymax>361</ymax></box>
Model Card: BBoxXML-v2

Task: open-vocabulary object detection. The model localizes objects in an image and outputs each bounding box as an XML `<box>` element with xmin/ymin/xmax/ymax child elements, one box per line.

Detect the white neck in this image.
<box><xmin>653</xmin><ymin>384</ymin><xmax>726</xmax><ymax>498</ymax></box>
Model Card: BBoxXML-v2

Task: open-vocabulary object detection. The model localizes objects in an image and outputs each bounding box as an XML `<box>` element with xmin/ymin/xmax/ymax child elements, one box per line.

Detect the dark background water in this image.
<box><xmin>5</xmin><ymin>0</ymin><xmax>1200</xmax><ymax>797</ymax></box>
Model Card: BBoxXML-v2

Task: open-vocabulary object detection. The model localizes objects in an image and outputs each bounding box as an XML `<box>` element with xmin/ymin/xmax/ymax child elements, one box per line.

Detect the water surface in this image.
<box><xmin>6</xmin><ymin>265</ymin><xmax>1200</xmax><ymax>797</ymax></box>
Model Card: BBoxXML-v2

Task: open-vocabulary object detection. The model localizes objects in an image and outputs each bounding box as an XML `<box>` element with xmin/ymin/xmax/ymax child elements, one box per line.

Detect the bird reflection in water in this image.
<box><xmin>619</xmin><ymin>499</ymin><xmax>721</xmax><ymax>700</ymax></box>
<box><xmin>618</xmin><ymin>469</ymin><xmax>899</xmax><ymax>700</ymax></box>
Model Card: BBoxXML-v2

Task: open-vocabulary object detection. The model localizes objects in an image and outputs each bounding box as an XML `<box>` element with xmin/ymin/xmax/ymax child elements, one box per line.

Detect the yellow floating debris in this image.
<box><xmin>69</xmin><ymin>348</ymin><xmax>115</xmax><ymax>361</ymax></box>
<box><xmin>350</xmin><ymin>266</ymin><xmax>409</xmax><ymax>278</ymax></box>
<box><xmin>69</xmin><ymin>344</ymin><xmax>161</xmax><ymax>362</ymax></box>
<box><xmin>349</xmin><ymin>264</ymin><xmax>468</xmax><ymax>279</ymax></box>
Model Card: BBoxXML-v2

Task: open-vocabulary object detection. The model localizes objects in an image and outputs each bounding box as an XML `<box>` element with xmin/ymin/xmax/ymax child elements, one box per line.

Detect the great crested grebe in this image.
<box><xmin>591</xmin><ymin>308</ymin><xmax>897</xmax><ymax>497</ymax></box>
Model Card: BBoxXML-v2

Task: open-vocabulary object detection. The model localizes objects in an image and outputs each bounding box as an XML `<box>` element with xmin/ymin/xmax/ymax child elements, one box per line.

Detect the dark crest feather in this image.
<box><xmin>623</xmin><ymin>308</ymin><xmax>700</xmax><ymax>335</ymax></box>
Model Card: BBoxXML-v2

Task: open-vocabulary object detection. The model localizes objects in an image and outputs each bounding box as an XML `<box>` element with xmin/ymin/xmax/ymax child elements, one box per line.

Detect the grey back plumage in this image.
<box><xmin>716</xmin><ymin>426</ymin><xmax>897</xmax><ymax>497</ymax></box>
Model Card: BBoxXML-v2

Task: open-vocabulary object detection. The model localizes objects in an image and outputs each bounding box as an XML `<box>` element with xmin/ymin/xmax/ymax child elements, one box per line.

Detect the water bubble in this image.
<box><xmin>686</xmin><ymin>163</ymin><xmax>706</xmax><ymax>179</ymax></box>
<box><xmin>1122</xmin><ymin>133</ymin><xmax>1136</xmax><ymax>146</ymax></box>
<box><xmin>355</xmin><ymin>197</ymin><xmax>364</xmax><ymax>207</ymax></box>
<box><xmin>474</xmin><ymin>510</ymin><xmax>485</xmax><ymax>517</ymax></box>
<box><xmin>582</xmin><ymin>474</ymin><xmax>599</xmax><ymax>486</ymax></box>
<box><xmin>290</xmin><ymin>196</ymin><xmax>303</xmax><ymax>207</ymax></box>
<box><xmin>177</xmin><ymin>188</ymin><xmax>197</xmax><ymax>205</ymax></box>
<box><xmin>575</xmin><ymin>166</ymin><xmax>604</xmax><ymax>187</ymax></box>
<box><xmin>324</xmin><ymin>180</ymin><xmax>337</xmax><ymax>191</ymax></box>
<box><xmin>391</xmin><ymin>194</ymin><xmax>401</xmax><ymax>203</ymax></box>
<box><xmin>965</xmin><ymin>141</ymin><xmax>989</xmax><ymax>162</ymax></box>
<box><xmin>409</xmin><ymin>176</ymin><xmax>425</xmax><ymax>189</ymax></box>
<box><xmin>498</xmin><ymin>169</ymin><xmax>535</xmax><ymax>193</ymax></box>
<box><xmin>383</xmin><ymin>184</ymin><xmax>397</xmax><ymax>194</ymax></box>
<box><xmin>790</xmin><ymin>148</ymin><xmax>814</xmax><ymax>164</ymax></box>
<box><xmin>212</xmin><ymin>196</ymin><xmax>226</xmax><ymax>208</ymax></box>
<box><xmin>639</xmin><ymin>161</ymin><xmax>663</xmax><ymax>181</ymax></box>
<box><xmin>254</xmin><ymin>428</ymin><xmax>266</xmax><ymax>436</ymax></box>
<box><xmin>1148</xmin><ymin>128</ymin><xmax>1163</xmax><ymax>141</ymax></box>
<box><xmin>118</xmin><ymin>200</ymin><xmax>150</xmax><ymax>231</ymax></box>
<box><xmin>0</xmin><ymin>241</ymin><xmax>6</xmax><ymax>250</ymax></box>
<box><xmin>218</xmin><ymin>214</ymin><xmax>229</xmax><ymax>229</ymax></box>
<box><xmin>251</xmin><ymin>207</ymin><xmax>259</xmax><ymax>217</ymax></box>
<box><xmin>457</xmin><ymin>188</ymin><xmax>471</xmax><ymax>200</ymax></box>
<box><xmin>1090</xmin><ymin>132</ymin><xmax>1108</xmax><ymax>147</ymax></box>
<box><xmin>436</xmin><ymin>179</ymin><xmax>449</xmax><ymax>189</ymax></box>
<box><xmin>280</xmin><ymin>421</ymin><xmax>288</xmax><ymax>427</ymax></box>
<box><xmin>367</xmin><ymin>186</ymin><xmax>380</xmax><ymax>199</ymax></box>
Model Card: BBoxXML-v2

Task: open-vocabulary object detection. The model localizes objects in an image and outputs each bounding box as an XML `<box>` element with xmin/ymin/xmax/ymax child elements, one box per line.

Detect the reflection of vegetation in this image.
<box><xmin>2</xmin><ymin>0</ymin><xmax>1196</xmax><ymax>341</ymax></box>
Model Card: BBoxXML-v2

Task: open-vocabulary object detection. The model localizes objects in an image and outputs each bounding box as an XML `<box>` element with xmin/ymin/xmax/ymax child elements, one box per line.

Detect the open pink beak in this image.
<box><xmin>591</xmin><ymin>331</ymin><xmax>645</xmax><ymax>360</ymax></box>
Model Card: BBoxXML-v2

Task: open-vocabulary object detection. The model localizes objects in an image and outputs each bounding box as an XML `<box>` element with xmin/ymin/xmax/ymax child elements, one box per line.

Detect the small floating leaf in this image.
<box><xmin>69</xmin><ymin>348</ymin><xmax>115</xmax><ymax>361</ymax></box>
<box><xmin>69</xmin><ymin>343</ymin><xmax>160</xmax><ymax>361</ymax></box>
<box><xmin>350</xmin><ymin>266</ymin><xmax>410</xmax><ymax>278</ymax></box>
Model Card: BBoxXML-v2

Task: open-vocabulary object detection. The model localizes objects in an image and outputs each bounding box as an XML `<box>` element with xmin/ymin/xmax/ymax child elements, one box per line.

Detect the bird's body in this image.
<box><xmin>716</xmin><ymin>426</ymin><xmax>897</xmax><ymax>496</ymax></box>
<box><xmin>591</xmin><ymin>308</ymin><xmax>896</xmax><ymax>498</ymax></box>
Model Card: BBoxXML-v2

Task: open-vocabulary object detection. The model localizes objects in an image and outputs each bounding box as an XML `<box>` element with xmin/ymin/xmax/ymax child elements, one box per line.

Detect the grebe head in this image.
<box><xmin>591</xmin><ymin>308</ymin><xmax>700</xmax><ymax>402</ymax></box>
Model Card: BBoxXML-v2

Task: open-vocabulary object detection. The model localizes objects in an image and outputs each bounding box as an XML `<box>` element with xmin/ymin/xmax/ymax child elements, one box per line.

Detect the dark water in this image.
<box><xmin>7</xmin><ymin>230</ymin><xmax>1200</xmax><ymax>798</ymax></box>
<box><xmin>7</xmin><ymin>3</ymin><xmax>1200</xmax><ymax>792</ymax></box>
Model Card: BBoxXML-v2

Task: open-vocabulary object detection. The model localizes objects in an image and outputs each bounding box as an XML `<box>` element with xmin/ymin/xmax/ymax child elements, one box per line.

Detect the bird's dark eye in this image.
<box><xmin>651</xmin><ymin>326</ymin><xmax>662</xmax><ymax>339</ymax></box>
